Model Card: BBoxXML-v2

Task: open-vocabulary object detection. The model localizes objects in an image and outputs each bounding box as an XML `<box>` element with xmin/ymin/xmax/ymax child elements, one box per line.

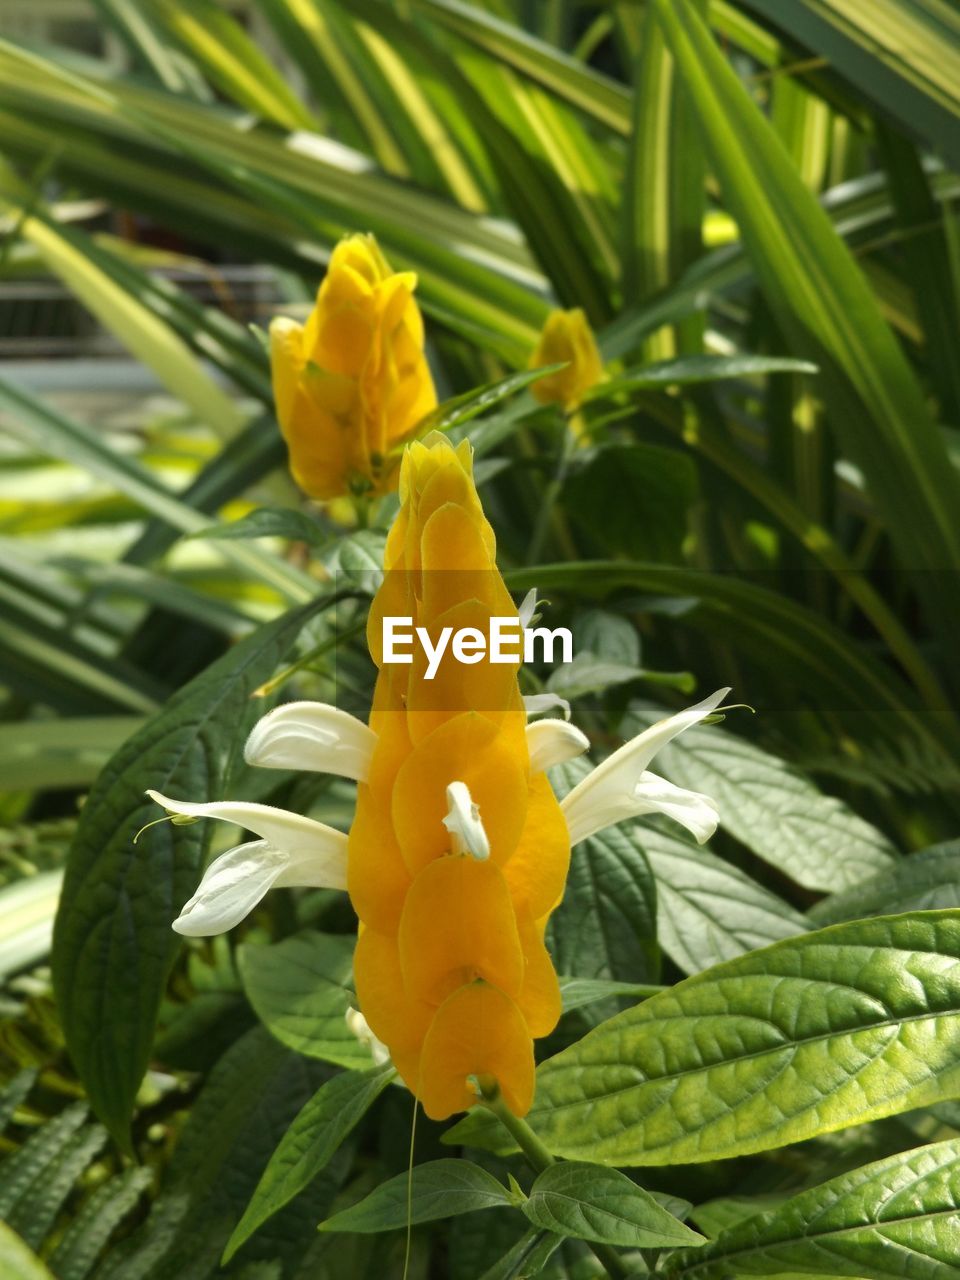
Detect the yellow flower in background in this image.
<box><xmin>529</xmin><ymin>307</ymin><xmax>604</xmax><ymax>411</ymax></box>
<box><xmin>149</xmin><ymin>435</ymin><xmax>727</xmax><ymax>1121</ymax></box>
<box><xmin>269</xmin><ymin>233</ymin><xmax>437</xmax><ymax>501</ymax></box>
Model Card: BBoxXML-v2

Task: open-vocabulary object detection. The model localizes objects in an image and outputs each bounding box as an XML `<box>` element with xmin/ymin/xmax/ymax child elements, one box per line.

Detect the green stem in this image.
<box><xmin>480</xmin><ymin>1084</ymin><xmax>630</xmax><ymax>1280</ymax></box>
<box><xmin>527</xmin><ymin>421</ymin><xmax>577</xmax><ymax>565</ymax></box>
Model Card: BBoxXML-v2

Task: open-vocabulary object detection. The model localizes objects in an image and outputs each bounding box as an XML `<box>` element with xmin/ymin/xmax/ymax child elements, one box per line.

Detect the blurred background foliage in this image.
<box><xmin>2</xmin><ymin>0</ymin><xmax>960</xmax><ymax>1277</ymax></box>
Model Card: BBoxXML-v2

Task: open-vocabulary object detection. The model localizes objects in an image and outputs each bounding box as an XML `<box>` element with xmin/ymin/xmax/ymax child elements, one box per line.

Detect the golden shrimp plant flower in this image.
<box><xmin>149</xmin><ymin>436</ymin><xmax>726</xmax><ymax>1119</ymax></box>
<box><xmin>528</xmin><ymin>307</ymin><xmax>604</xmax><ymax>411</ymax></box>
<box><xmin>269</xmin><ymin>233</ymin><xmax>437</xmax><ymax>500</ymax></box>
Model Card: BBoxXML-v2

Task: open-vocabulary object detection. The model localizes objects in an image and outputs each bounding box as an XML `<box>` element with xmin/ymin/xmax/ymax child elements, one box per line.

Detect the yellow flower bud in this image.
<box><xmin>349</xmin><ymin>434</ymin><xmax>570</xmax><ymax>1119</ymax></box>
<box><xmin>528</xmin><ymin>307</ymin><xmax>604</xmax><ymax>410</ymax></box>
<box><xmin>269</xmin><ymin>233</ymin><xmax>437</xmax><ymax>500</ymax></box>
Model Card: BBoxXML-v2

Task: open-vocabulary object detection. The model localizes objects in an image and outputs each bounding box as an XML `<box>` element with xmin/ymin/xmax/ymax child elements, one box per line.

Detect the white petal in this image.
<box><xmin>518</xmin><ymin>588</ymin><xmax>539</xmax><ymax>630</ymax></box>
<box><xmin>523</xmin><ymin>692</ymin><xmax>571</xmax><ymax>722</ymax></box>
<box><xmin>244</xmin><ymin>700</ymin><xmax>376</xmax><ymax>781</ymax></box>
<box><xmin>172</xmin><ymin>839</ymin><xmax>289</xmax><ymax>936</ymax></box>
<box><xmin>634</xmin><ymin>772</ymin><xmax>719</xmax><ymax>844</ymax></box>
<box><xmin>146</xmin><ymin>789</ymin><xmax>348</xmax><ymax>877</ymax></box>
<box><xmin>560</xmin><ymin>688</ymin><xmax>729</xmax><ymax>845</ymax></box>
<box><xmin>526</xmin><ymin>719</ymin><xmax>589</xmax><ymax>774</ymax></box>
<box><xmin>442</xmin><ymin>780</ymin><xmax>489</xmax><ymax>860</ymax></box>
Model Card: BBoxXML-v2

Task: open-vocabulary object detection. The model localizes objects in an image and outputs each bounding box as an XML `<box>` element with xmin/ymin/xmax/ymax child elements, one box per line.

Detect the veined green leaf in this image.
<box><xmin>238</xmin><ymin>931</ymin><xmax>368</xmax><ymax>1070</ymax></box>
<box><xmin>521</xmin><ymin>1162</ymin><xmax>704</xmax><ymax>1249</ymax></box>
<box><xmin>47</xmin><ymin>1165</ymin><xmax>153</xmax><ymax>1280</ymax></box>
<box><xmin>625</xmin><ymin>705</ymin><xmax>898</xmax><ymax>892</ymax></box>
<box><xmin>670</xmin><ymin>1136</ymin><xmax>960</xmax><ymax>1278</ymax></box>
<box><xmin>636</xmin><ymin>824</ymin><xmax>809</xmax><ymax>974</ymax></box>
<box><xmin>224</xmin><ymin>1064</ymin><xmax>393</xmax><ymax>1261</ymax></box>
<box><xmin>51</xmin><ymin>600</ymin><xmax>334</xmax><ymax>1150</ymax></box>
<box><xmin>652</xmin><ymin>0</ymin><xmax>960</xmax><ymax>643</ymax></box>
<box><xmin>319</xmin><ymin>1158</ymin><xmax>513</xmax><ymax>1235</ymax></box>
<box><xmin>810</xmin><ymin>839</ymin><xmax>960</xmax><ymax>925</ymax></box>
<box><xmin>448</xmin><ymin>911</ymin><xmax>960</xmax><ymax>1165</ymax></box>
<box><xmin>559</xmin><ymin>977</ymin><xmax>665</xmax><ymax>1014</ymax></box>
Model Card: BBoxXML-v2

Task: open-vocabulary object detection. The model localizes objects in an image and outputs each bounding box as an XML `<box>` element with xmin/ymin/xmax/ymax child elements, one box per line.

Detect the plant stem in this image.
<box><xmin>527</xmin><ymin>421</ymin><xmax>577</xmax><ymax>565</ymax></box>
<box><xmin>479</xmin><ymin>1084</ymin><xmax>631</xmax><ymax>1280</ymax></box>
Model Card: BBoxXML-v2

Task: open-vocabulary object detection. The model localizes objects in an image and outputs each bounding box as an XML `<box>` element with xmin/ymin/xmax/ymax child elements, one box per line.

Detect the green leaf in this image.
<box><xmin>545</xmin><ymin>819</ymin><xmax>659</xmax><ymax>988</ymax></box>
<box><xmin>0</xmin><ymin>1223</ymin><xmax>54</xmax><ymax>1280</ymax></box>
<box><xmin>589</xmin><ymin>354</ymin><xmax>819</xmax><ymax>399</ymax></box>
<box><xmin>238</xmin><ymin>931</ymin><xmax>368</xmax><ymax>1069</ymax></box>
<box><xmin>320</xmin><ymin>1158</ymin><xmax>513</xmax><ymax>1235</ymax></box>
<box><xmin>741</xmin><ymin>0</ymin><xmax>960</xmax><ymax>169</ymax></box>
<box><xmin>810</xmin><ymin>839</ymin><xmax>960</xmax><ymax>925</ymax></box>
<box><xmin>626</xmin><ymin>705</ymin><xmax>898</xmax><ymax>893</ymax></box>
<box><xmin>545</xmin><ymin>653</ymin><xmax>644</xmax><ymax>701</ymax></box>
<box><xmin>671</xmin><ymin>1136</ymin><xmax>960</xmax><ymax>1279</ymax></box>
<box><xmin>636</xmin><ymin>823</ymin><xmax>809</xmax><ymax>974</ymax></box>
<box><xmin>0</xmin><ymin>168</ymin><xmax>242</xmax><ymax>443</ymax></box>
<box><xmin>0</xmin><ymin>718</ymin><xmax>142</xmax><ymax>793</ymax></box>
<box><xmin>224</xmin><ymin>1065</ymin><xmax>393</xmax><ymax>1261</ymax></box>
<box><xmin>97</xmin><ymin>1028</ymin><xmax>335</xmax><ymax>1280</ymax></box>
<box><xmin>0</xmin><ymin>873</ymin><xmax>63</xmax><ymax>982</ymax></box>
<box><xmin>413</xmin><ymin>367</ymin><xmax>563</xmax><ymax>438</ymax></box>
<box><xmin>521</xmin><ymin>1162</ymin><xmax>704</xmax><ymax>1249</ymax></box>
<box><xmin>558</xmin><ymin>977</ymin><xmax>664</xmax><ymax>1014</ymax></box>
<box><xmin>7</xmin><ymin>1124</ymin><xmax>107</xmax><ymax>1251</ymax></box>
<box><xmin>403</xmin><ymin>0</ymin><xmax>630</xmax><ymax>134</ymax></box>
<box><xmin>566</xmin><ymin>446</ymin><xmax>698</xmax><ymax>561</ymax></box>
<box><xmin>476</xmin><ymin>1229</ymin><xmax>562</xmax><ymax>1280</ymax></box>
<box><xmin>448</xmin><ymin>911</ymin><xmax>960</xmax><ymax>1166</ymax></box>
<box><xmin>52</xmin><ymin>600</ymin><xmax>333</xmax><ymax>1151</ymax></box>
<box><xmin>188</xmin><ymin>508</ymin><xmax>327</xmax><ymax>548</ymax></box>
<box><xmin>48</xmin><ymin>1166</ymin><xmax>153</xmax><ymax>1280</ymax></box>
<box><xmin>323</xmin><ymin>531</ymin><xmax>387</xmax><ymax>597</ymax></box>
<box><xmin>147</xmin><ymin>0</ymin><xmax>316</xmax><ymax>130</ymax></box>
<box><xmin>652</xmin><ymin>0</ymin><xmax>960</xmax><ymax>648</ymax></box>
<box><xmin>0</xmin><ymin>1071</ymin><xmax>37</xmax><ymax>1140</ymax></box>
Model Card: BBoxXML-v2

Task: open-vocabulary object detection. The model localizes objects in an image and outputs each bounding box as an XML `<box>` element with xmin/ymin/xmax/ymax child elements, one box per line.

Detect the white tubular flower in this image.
<box><xmin>244</xmin><ymin>701</ymin><xmax>376</xmax><ymax>781</ymax></box>
<box><xmin>346</xmin><ymin>1007</ymin><xmax>391</xmax><ymax>1066</ymax></box>
<box><xmin>442</xmin><ymin>781</ymin><xmax>490</xmax><ymax>860</ymax></box>
<box><xmin>146</xmin><ymin>790</ymin><xmax>348</xmax><ymax>936</ymax></box>
<box><xmin>526</xmin><ymin>718</ymin><xmax>589</xmax><ymax>774</ymax></box>
<box><xmin>560</xmin><ymin>688</ymin><xmax>729</xmax><ymax>847</ymax></box>
<box><xmin>522</xmin><ymin>692</ymin><xmax>571</xmax><ymax>722</ymax></box>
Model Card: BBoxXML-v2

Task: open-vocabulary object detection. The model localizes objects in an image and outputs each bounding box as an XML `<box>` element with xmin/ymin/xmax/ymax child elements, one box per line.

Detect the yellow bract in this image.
<box><xmin>269</xmin><ymin>233</ymin><xmax>437</xmax><ymax>500</ymax></box>
<box><xmin>348</xmin><ymin>435</ymin><xmax>570</xmax><ymax>1119</ymax></box>
<box><xmin>529</xmin><ymin>306</ymin><xmax>604</xmax><ymax>411</ymax></box>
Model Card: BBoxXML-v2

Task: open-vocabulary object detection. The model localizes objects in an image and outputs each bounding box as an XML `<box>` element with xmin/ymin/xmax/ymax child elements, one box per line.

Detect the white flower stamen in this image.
<box><xmin>442</xmin><ymin>780</ymin><xmax>490</xmax><ymax>860</ymax></box>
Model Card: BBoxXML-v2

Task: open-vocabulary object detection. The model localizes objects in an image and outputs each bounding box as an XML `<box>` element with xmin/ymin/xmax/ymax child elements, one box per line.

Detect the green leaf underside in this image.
<box><xmin>319</xmin><ymin>1158</ymin><xmax>513</xmax><ymax>1234</ymax></box>
<box><xmin>627</xmin><ymin>708</ymin><xmax>897</xmax><ymax>893</ymax></box>
<box><xmin>521</xmin><ymin>1161</ymin><xmax>704</xmax><ymax>1248</ymax></box>
<box><xmin>671</xmin><ymin>1136</ymin><xmax>960</xmax><ymax>1279</ymax></box>
<box><xmin>810</xmin><ymin>840</ymin><xmax>960</xmax><ymax>926</ymax></box>
<box><xmin>238</xmin><ymin>931</ymin><xmax>368</xmax><ymax>1069</ymax></box>
<box><xmin>447</xmin><ymin>911</ymin><xmax>960</xmax><ymax>1166</ymax></box>
<box><xmin>224</xmin><ymin>1064</ymin><xmax>393</xmax><ymax>1260</ymax></box>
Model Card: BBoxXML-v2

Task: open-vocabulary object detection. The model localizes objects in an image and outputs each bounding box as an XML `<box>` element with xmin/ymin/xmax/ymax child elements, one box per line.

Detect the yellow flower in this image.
<box><xmin>151</xmin><ymin>442</ymin><xmax>727</xmax><ymax>1120</ymax></box>
<box><xmin>350</xmin><ymin>435</ymin><xmax>570</xmax><ymax>1118</ymax></box>
<box><xmin>269</xmin><ymin>233</ymin><xmax>437</xmax><ymax>500</ymax></box>
<box><xmin>528</xmin><ymin>307</ymin><xmax>604</xmax><ymax>411</ymax></box>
